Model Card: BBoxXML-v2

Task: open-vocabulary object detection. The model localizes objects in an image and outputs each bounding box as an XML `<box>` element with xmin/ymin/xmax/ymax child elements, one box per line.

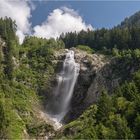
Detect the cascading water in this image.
<box><xmin>46</xmin><ymin>50</ymin><xmax>80</xmax><ymax>126</ymax></box>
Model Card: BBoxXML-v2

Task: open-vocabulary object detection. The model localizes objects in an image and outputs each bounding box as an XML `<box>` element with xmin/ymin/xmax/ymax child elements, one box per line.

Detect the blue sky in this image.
<box><xmin>32</xmin><ymin>1</ymin><xmax>140</xmax><ymax>29</ymax></box>
<box><xmin>1</xmin><ymin>1</ymin><xmax>140</xmax><ymax>43</ymax></box>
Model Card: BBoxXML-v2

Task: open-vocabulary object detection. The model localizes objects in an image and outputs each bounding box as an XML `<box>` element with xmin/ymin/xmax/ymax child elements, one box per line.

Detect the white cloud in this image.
<box><xmin>33</xmin><ymin>7</ymin><xmax>93</xmax><ymax>39</ymax></box>
<box><xmin>0</xmin><ymin>0</ymin><xmax>32</xmax><ymax>44</ymax></box>
<box><xmin>0</xmin><ymin>1</ymin><xmax>93</xmax><ymax>43</ymax></box>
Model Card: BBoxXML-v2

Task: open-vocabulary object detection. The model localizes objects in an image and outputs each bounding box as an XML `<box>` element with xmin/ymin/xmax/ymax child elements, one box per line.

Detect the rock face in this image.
<box><xmin>51</xmin><ymin>48</ymin><xmax>111</xmax><ymax>122</ymax></box>
<box><xmin>63</xmin><ymin>48</ymin><xmax>111</xmax><ymax>122</ymax></box>
<box><xmin>48</xmin><ymin>48</ymin><xmax>140</xmax><ymax>123</ymax></box>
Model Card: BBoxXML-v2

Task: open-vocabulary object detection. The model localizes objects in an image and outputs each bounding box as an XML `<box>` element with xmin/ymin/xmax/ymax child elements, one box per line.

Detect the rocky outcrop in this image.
<box><xmin>50</xmin><ymin>48</ymin><xmax>110</xmax><ymax>122</ymax></box>
<box><xmin>47</xmin><ymin>48</ymin><xmax>140</xmax><ymax>123</ymax></box>
<box><xmin>63</xmin><ymin>48</ymin><xmax>111</xmax><ymax>122</ymax></box>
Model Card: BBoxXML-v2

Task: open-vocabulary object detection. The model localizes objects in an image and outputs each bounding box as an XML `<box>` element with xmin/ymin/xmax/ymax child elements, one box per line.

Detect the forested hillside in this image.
<box><xmin>0</xmin><ymin>10</ymin><xmax>140</xmax><ymax>139</ymax></box>
<box><xmin>60</xmin><ymin>10</ymin><xmax>140</xmax><ymax>50</ymax></box>
<box><xmin>118</xmin><ymin>11</ymin><xmax>140</xmax><ymax>28</ymax></box>
<box><xmin>0</xmin><ymin>17</ymin><xmax>64</xmax><ymax>139</ymax></box>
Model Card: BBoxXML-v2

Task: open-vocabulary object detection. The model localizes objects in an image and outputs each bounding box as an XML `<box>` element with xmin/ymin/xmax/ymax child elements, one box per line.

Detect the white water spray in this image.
<box><xmin>46</xmin><ymin>50</ymin><xmax>80</xmax><ymax>124</ymax></box>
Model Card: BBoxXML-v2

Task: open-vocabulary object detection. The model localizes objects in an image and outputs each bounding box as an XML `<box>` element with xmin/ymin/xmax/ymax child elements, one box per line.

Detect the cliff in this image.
<box><xmin>49</xmin><ymin>48</ymin><xmax>140</xmax><ymax>123</ymax></box>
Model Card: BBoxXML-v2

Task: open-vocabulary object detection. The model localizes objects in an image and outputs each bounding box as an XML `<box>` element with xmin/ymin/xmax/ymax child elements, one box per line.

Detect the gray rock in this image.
<box><xmin>47</xmin><ymin>48</ymin><xmax>140</xmax><ymax>123</ymax></box>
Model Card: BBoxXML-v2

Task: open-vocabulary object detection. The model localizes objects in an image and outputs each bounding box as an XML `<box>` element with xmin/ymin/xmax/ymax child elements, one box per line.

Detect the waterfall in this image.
<box><xmin>46</xmin><ymin>50</ymin><xmax>80</xmax><ymax>124</ymax></box>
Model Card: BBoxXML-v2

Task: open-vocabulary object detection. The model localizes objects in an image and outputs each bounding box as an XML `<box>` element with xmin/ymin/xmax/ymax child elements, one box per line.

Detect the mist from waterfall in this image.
<box><xmin>46</xmin><ymin>50</ymin><xmax>80</xmax><ymax>123</ymax></box>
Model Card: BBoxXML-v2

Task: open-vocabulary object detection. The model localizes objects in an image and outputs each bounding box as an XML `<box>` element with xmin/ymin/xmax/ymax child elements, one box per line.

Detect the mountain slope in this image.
<box><xmin>118</xmin><ymin>11</ymin><xmax>140</xmax><ymax>28</ymax></box>
<box><xmin>0</xmin><ymin>14</ymin><xmax>140</xmax><ymax>139</ymax></box>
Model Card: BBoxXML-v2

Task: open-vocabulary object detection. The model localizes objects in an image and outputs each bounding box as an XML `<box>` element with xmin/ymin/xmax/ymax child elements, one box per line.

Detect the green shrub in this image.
<box><xmin>76</xmin><ymin>45</ymin><xmax>94</xmax><ymax>54</ymax></box>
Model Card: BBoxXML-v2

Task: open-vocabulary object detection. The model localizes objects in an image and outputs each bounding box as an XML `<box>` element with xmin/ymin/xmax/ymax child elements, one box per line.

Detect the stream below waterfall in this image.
<box><xmin>46</xmin><ymin>50</ymin><xmax>80</xmax><ymax>127</ymax></box>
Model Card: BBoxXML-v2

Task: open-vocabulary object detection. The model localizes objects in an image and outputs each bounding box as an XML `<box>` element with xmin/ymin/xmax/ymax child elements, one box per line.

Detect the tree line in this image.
<box><xmin>60</xmin><ymin>27</ymin><xmax>140</xmax><ymax>51</ymax></box>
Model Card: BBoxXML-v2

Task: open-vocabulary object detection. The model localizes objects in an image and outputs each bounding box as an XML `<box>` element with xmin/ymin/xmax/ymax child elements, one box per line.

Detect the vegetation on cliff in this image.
<box><xmin>0</xmin><ymin>10</ymin><xmax>140</xmax><ymax>139</ymax></box>
<box><xmin>0</xmin><ymin>18</ymin><xmax>64</xmax><ymax>139</ymax></box>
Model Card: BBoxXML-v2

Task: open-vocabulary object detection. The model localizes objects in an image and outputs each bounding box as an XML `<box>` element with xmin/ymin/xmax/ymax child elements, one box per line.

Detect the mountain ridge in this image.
<box><xmin>117</xmin><ymin>10</ymin><xmax>140</xmax><ymax>28</ymax></box>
